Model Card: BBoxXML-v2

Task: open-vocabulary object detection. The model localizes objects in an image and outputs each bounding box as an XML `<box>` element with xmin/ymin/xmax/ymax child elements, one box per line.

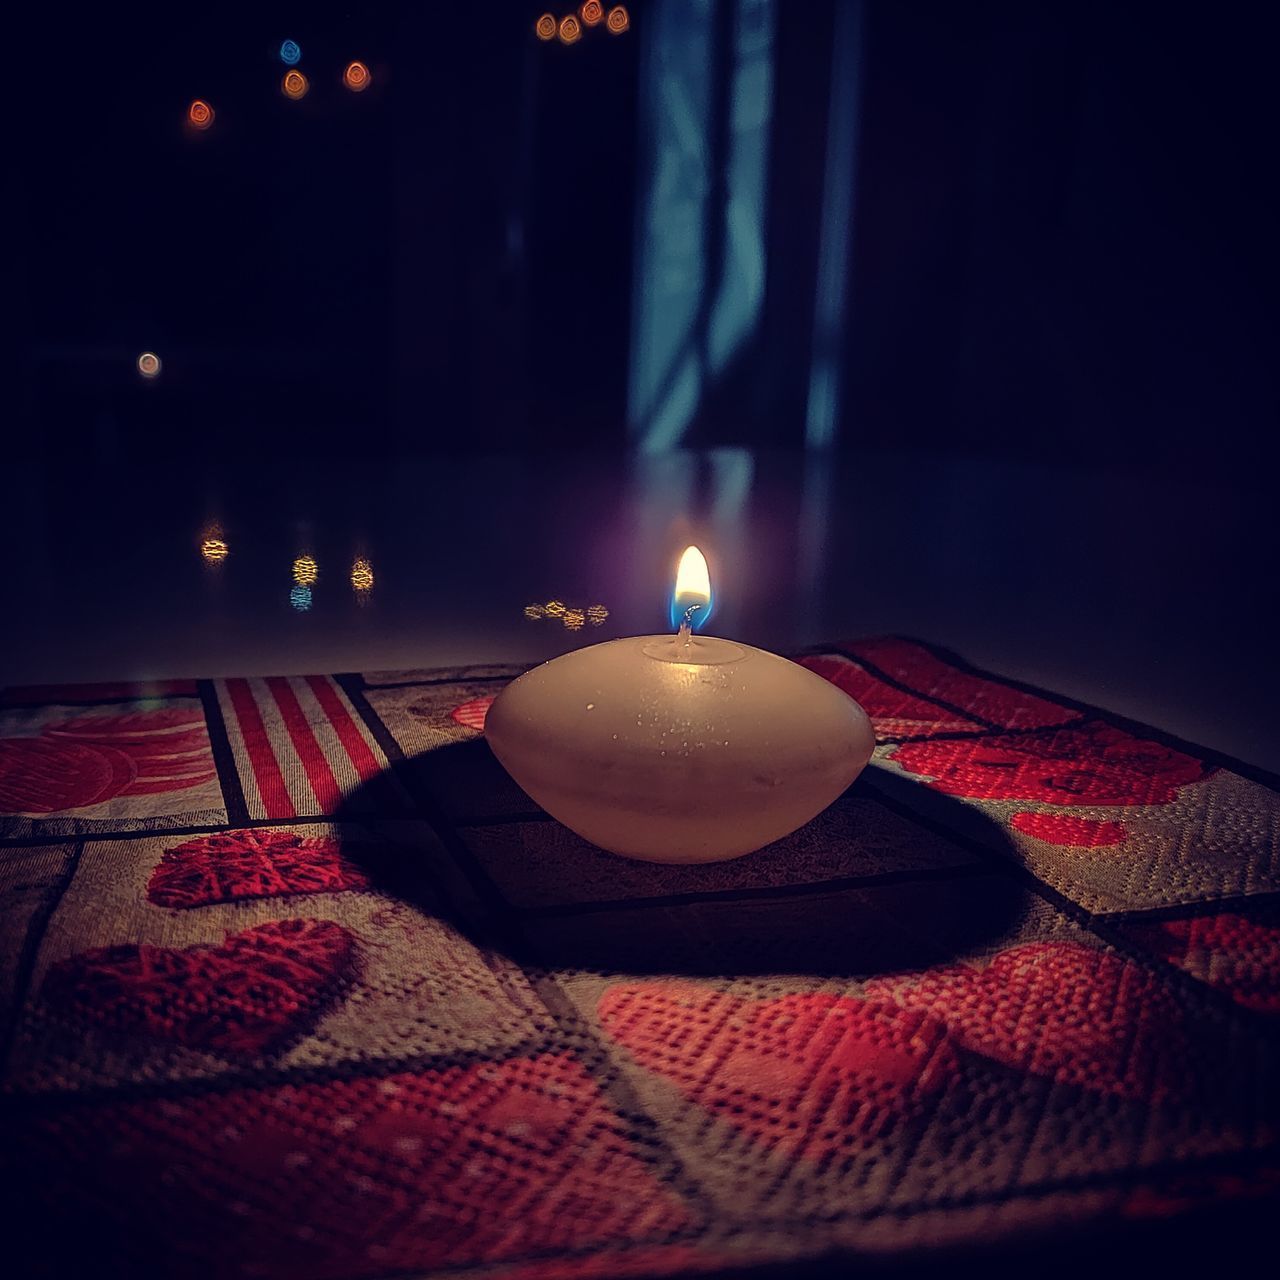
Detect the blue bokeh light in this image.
<box><xmin>279</xmin><ymin>39</ymin><xmax>302</xmax><ymax>66</ymax></box>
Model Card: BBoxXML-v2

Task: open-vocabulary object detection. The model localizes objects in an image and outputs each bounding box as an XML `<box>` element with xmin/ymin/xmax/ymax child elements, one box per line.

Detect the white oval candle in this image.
<box><xmin>485</xmin><ymin>547</ymin><xmax>875</xmax><ymax>864</ymax></box>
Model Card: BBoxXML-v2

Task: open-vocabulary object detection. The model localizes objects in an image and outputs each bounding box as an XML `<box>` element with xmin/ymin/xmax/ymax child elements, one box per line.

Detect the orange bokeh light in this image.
<box><xmin>580</xmin><ymin>1</ymin><xmax>605</xmax><ymax>26</ymax></box>
<box><xmin>535</xmin><ymin>13</ymin><xmax>557</xmax><ymax>40</ymax></box>
<box><xmin>201</xmin><ymin>537</ymin><xmax>228</xmax><ymax>565</ymax></box>
<box><xmin>187</xmin><ymin>99</ymin><xmax>214</xmax><ymax>130</ymax></box>
<box><xmin>558</xmin><ymin>14</ymin><xmax>582</xmax><ymax>44</ymax></box>
<box><xmin>282</xmin><ymin>70</ymin><xmax>309</xmax><ymax>100</ymax></box>
<box><xmin>606</xmin><ymin>5</ymin><xmax>630</xmax><ymax>34</ymax></box>
<box><xmin>343</xmin><ymin>60</ymin><xmax>371</xmax><ymax>92</ymax></box>
<box><xmin>525</xmin><ymin>599</ymin><xmax>608</xmax><ymax>626</ymax></box>
<box><xmin>350</xmin><ymin>557</ymin><xmax>374</xmax><ymax>592</ymax></box>
<box><xmin>137</xmin><ymin>352</ymin><xmax>161</xmax><ymax>378</ymax></box>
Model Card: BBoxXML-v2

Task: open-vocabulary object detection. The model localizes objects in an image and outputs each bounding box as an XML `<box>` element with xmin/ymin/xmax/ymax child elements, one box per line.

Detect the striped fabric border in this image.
<box><xmin>213</xmin><ymin>675</ymin><xmax>404</xmax><ymax>819</ymax></box>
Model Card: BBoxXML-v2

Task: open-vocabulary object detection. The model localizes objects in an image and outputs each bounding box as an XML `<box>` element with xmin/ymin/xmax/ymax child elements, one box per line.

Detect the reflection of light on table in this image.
<box><xmin>350</xmin><ymin>556</ymin><xmax>374</xmax><ymax>593</ymax></box>
<box><xmin>279</xmin><ymin>39</ymin><xmax>302</xmax><ymax>66</ymax></box>
<box><xmin>343</xmin><ymin>60</ymin><xmax>371</xmax><ymax>92</ymax></box>
<box><xmin>187</xmin><ymin>99</ymin><xmax>214</xmax><ymax>130</ymax></box>
<box><xmin>293</xmin><ymin>555</ymin><xmax>318</xmax><ymax>585</ymax></box>
<box><xmin>535</xmin><ymin>13</ymin><xmax>557</xmax><ymax>40</ymax></box>
<box><xmin>580</xmin><ymin>1</ymin><xmax>604</xmax><ymax>27</ymax></box>
<box><xmin>290</xmin><ymin>585</ymin><xmax>312</xmax><ymax>612</ymax></box>
<box><xmin>606</xmin><ymin>5</ymin><xmax>629</xmax><ymax>34</ymax></box>
<box><xmin>558</xmin><ymin>14</ymin><xmax>582</xmax><ymax>44</ymax></box>
<box><xmin>282</xmin><ymin>70</ymin><xmax>309</xmax><ymax>100</ymax></box>
<box><xmin>524</xmin><ymin>600</ymin><xmax>610</xmax><ymax>628</ymax></box>
<box><xmin>137</xmin><ymin>352</ymin><xmax>161</xmax><ymax>378</ymax></box>
<box><xmin>201</xmin><ymin>537</ymin><xmax>228</xmax><ymax>565</ymax></box>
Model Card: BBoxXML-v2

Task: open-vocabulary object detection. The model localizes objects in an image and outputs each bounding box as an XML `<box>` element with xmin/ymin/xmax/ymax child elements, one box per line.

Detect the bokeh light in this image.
<box><xmin>606</xmin><ymin>5</ymin><xmax>630</xmax><ymax>34</ymax></box>
<box><xmin>290</xmin><ymin>585</ymin><xmax>313</xmax><ymax>612</ymax></box>
<box><xmin>137</xmin><ymin>352</ymin><xmax>161</xmax><ymax>378</ymax></box>
<box><xmin>187</xmin><ymin>100</ymin><xmax>214</xmax><ymax>130</ymax></box>
<box><xmin>201</xmin><ymin>537</ymin><xmax>228</xmax><ymax>565</ymax></box>
<box><xmin>282</xmin><ymin>70</ymin><xmax>309</xmax><ymax>100</ymax></box>
<box><xmin>526</xmin><ymin>600</ymin><xmax>607</xmax><ymax>626</ymax></box>
<box><xmin>279</xmin><ymin>39</ymin><xmax>302</xmax><ymax>66</ymax></box>
<box><xmin>343</xmin><ymin>60</ymin><xmax>371</xmax><ymax>92</ymax></box>
<box><xmin>580</xmin><ymin>1</ymin><xmax>605</xmax><ymax>26</ymax></box>
<box><xmin>350</xmin><ymin>556</ymin><xmax>374</xmax><ymax>592</ymax></box>
<box><xmin>535</xmin><ymin>13</ymin><xmax>557</xmax><ymax>40</ymax></box>
<box><xmin>293</xmin><ymin>554</ymin><xmax>319</xmax><ymax>586</ymax></box>
<box><xmin>558</xmin><ymin>14</ymin><xmax>582</xmax><ymax>44</ymax></box>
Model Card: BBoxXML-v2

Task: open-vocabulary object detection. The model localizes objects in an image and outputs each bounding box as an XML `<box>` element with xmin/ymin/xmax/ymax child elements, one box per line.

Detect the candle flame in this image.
<box><xmin>671</xmin><ymin>545</ymin><xmax>712</xmax><ymax>632</ymax></box>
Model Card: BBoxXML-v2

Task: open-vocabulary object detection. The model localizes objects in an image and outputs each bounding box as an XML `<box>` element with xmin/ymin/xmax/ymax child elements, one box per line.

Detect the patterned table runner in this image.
<box><xmin>2</xmin><ymin>639</ymin><xmax>1278</xmax><ymax>1277</ymax></box>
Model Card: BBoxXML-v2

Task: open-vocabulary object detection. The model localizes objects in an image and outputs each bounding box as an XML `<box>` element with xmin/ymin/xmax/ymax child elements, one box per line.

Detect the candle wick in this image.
<box><xmin>678</xmin><ymin>601</ymin><xmax>703</xmax><ymax>648</ymax></box>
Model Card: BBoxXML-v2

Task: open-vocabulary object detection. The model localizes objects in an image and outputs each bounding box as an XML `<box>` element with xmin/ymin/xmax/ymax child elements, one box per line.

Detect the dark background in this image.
<box><xmin>5</xmin><ymin>15</ymin><xmax>1280</xmax><ymax>1268</ymax></box>
<box><xmin>11</xmin><ymin>1</ymin><xmax>1278</xmax><ymax>467</ymax></box>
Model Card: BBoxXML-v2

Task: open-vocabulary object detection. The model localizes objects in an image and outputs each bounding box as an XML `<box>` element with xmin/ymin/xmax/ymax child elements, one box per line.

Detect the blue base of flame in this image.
<box><xmin>670</xmin><ymin>590</ymin><xmax>713</xmax><ymax>633</ymax></box>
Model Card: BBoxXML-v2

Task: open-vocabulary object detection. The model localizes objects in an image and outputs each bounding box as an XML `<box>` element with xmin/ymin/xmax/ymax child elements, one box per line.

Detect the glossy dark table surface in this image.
<box><xmin>4</xmin><ymin>447</ymin><xmax>1275</xmax><ymax>772</ymax></box>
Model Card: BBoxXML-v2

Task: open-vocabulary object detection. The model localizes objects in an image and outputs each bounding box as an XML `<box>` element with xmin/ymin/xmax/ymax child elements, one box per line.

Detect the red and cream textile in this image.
<box><xmin>2</xmin><ymin>645</ymin><xmax>1279</xmax><ymax>1278</ymax></box>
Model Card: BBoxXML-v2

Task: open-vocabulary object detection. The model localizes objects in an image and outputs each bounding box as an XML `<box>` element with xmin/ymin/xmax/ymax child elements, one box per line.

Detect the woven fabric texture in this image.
<box><xmin>2</xmin><ymin>639</ymin><xmax>1278</xmax><ymax>1278</ymax></box>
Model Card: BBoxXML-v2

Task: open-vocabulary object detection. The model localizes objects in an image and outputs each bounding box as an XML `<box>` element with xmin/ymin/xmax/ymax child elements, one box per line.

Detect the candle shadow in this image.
<box><xmin>334</xmin><ymin>741</ymin><xmax>1033</xmax><ymax>979</ymax></box>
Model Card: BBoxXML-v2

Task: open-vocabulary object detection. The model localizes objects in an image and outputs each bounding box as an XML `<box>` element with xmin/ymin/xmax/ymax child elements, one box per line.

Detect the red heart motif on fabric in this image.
<box><xmin>43</xmin><ymin>918</ymin><xmax>356</xmax><ymax>1057</ymax></box>
<box><xmin>11</xmin><ymin>1054</ymin><xmax>695</xmax><ymax>1277</ymax></box>
<box><xmin>890</xmin><ymin>720</ymin><xmax>1207</xmax><ymax>806</ymax></box>
<box><xmin>846</xmin><ymin>639</ymin><xmax>1081</xmax><ymax>731</ymax></box>
<box><xmin>0</xmin><ymin>707</ymin><xmax>217</xmax><ymax>815</ymax></box>
<box><xmin>147</xmin><ymin>829</ymin><xmax>372</xmax><ymax>909</ymax></box>
<box><xmin>1125</xmin><ymin>912</ymin><xmax>1280</xmax><ymax>1016</ymax></box>
<box><xmin>598</xmin><ymin>983</ymin><xmax>958</xmax><ymax>1158</ymax></box>
<box><xmin>0</xmin><ymin>737</ymin><xmax>135</xmax><ymax>814</ymax></box>
<box><xmin>864</xmin><ymin>941</ymin><xmax>1190</xmax><ymax>1102</ymax></box>
<box><xmin>451</xmin><ymin>697</ymin><xmax>495</xmax><ymax>732</ymax></box>
<box><xmin>46</xmin><ymin>708</ymin><xmax>217</xmax><ymax>797</ymax></box>
<box><xmin>797</xmin><ymin>655</ymin><xmax>982</xmax><ymax>739</ymax></box>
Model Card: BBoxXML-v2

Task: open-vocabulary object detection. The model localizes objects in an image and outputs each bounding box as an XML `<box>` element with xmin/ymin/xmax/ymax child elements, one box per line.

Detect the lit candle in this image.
<box><xmin>485</xmin><ymin>547</ymin><xmax>875</xmax><ymax>863</ymax></box>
